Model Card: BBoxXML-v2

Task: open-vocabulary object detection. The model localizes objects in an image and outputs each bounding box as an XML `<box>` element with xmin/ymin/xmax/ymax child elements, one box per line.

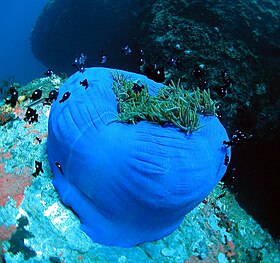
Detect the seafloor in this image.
<box><xmin>0</xmin><ymin>75</ymin><xmax>279</xmax><ymax>262</ymax></box>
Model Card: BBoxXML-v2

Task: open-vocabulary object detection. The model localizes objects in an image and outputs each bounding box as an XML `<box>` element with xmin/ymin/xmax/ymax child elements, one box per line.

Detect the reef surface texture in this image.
<box><xmin>0</xmin><ymin>70</ymin><xmax>279</xmax><ymax>262</ymax></box>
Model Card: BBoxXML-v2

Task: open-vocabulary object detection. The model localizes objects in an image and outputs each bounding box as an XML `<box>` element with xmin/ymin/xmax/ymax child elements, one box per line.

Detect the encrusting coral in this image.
<box><xmin>112</xmin><ymin>73</ymin><xmax>217</xmax><ymax>134</ymax></box>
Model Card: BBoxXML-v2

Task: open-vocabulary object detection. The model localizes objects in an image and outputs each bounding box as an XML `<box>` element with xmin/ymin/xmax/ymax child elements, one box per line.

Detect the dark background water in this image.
<box><xmin>0</xmin><ymin>0</ymin><xmax>48</xmax><ymax>84</ymax></box>
<box><xmin>227</xmin><ymin>135</ymin><xmax>280</xmax><ymax>239</ymax></box>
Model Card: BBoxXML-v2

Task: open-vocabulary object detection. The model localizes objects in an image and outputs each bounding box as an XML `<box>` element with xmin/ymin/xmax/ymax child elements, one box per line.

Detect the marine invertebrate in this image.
<box><xmin>47</xmin><ymin>67</ymin><xmax>230</xmax><ymax>247</ymax></box>
<box><xmin>112</xmin><ymin>75</ymin><xmax>216</xmax><ymax>134</ymax></box>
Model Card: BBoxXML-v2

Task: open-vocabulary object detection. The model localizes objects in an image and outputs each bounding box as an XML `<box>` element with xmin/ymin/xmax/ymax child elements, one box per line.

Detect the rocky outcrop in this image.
<box><xmin>31</xmin><ymin>0</ymin><xmax>141</xmax><ymax>75</ymax></box>
<box><xmin>138</xmin><ymin>0</ymin><xmax>280</xmax><ymax>139</ymax></box>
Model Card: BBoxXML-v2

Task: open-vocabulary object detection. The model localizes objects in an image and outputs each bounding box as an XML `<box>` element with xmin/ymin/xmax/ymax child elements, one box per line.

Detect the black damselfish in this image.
<box><xmin>31</xmin><ymin>89</ymin><xmax>43</xmax><ymax>101</ymax></box>
<box><xmin>55</xmin><ymin>161</ymin><xmax>63</xmax><ymax>174</ymax></box>
<box><xmin>80</xmin><ymin>79</ymin><xmax>89</xmax><ymax>89</ymax></box>
<box><xmin>143</xmin><ymin>64</ymin><xmax>165</xmax><ymax>83</ymax></box>
<box><xmin>24</xmin><ymin>108</ymin><xmax>38</xmax><ymax>124</ymax></box>
<box><xmin>5</xmin><ymin>87</ymin><xmax>18</xmax><ymax>107</ymax></box>
<box><xmin>32</xmin><ymin>161</ymin><xmax>44</xmax><ymax>177</ymax></box>
<box><xmin>59</xmin><ymin>92</ymin><xmax>71</xmax><ymax>103</ymax></box>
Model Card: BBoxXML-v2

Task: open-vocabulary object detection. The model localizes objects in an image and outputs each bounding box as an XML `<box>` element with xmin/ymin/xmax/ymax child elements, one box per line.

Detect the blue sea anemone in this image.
<box><xmin>47</xmin><ymin>67</ymin><xmax>230</xmax><ymax>247</ymax></box>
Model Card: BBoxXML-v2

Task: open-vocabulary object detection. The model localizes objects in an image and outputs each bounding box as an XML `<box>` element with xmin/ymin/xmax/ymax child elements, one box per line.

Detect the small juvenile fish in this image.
<box><xmin>223</xmin><ymin>153</ymin><xmax>230</xmax><ymax>166</ymax></box>
<box><xmin>132</xmin><ymin>83</ymin><xmax>145</xmax><ymax>93</ymax></box>
<box><xmin>137</xmin><ymin>57</ymin><xmax>145</xmax><ymax>67</ymax></box>
<box><xmin>215</xmin><ymin>85</ymin><xmax>228</xmax><ymax>98</ymax></box>
<box><xmin>5</xmin><ymin>87</ymin><xmax>18</xmax><ymax>107</ymax></box>
<box><xmin>48</xmin><ymin>90</ymin><xmax>59</xmax><ymax>101</ymax></box>
<box><xmin>43</xmin><ymin>90</ymin><xmax>59</xmax><ymax>105</ymax></box>
<box><xmin>59</xmin><ymin>92</ymin><xmax>71</xmax><ymax>103</ymax></box>
<box><xmin>44</xmin><ymin>69</ymin><xmax>53</xmax><ymax>77</ymax></box>
<box><xmin>99</xmin><ymin>50</ymin><xmax>109</xmax><ymax>63</ymax></box>
<box><xmin>55</xmin><ymin>161</ymin><xmax>63</xmax><ymax>174</ymax></box>
<box><xmin>167</xmin><ymin>57</ymin><xmax>182</xmax><ymax>68</ymax></box>
<box><xmin>80</xmin><ymin>79</ymin><xmax>89</xmax><ymax>89</ymax></box>
<box><xmin>72</xmin><ymin>53</ymin><xmax>87</xmax><ymax>72</ymax></box>
<box><xmin>32</xmin><ymin>161</ymin><xmax>44</xmax><ymax>177</ymax></box>
<box><xmin>30</xmin><ymin>89</ymin><xmax>42</xmax><ymax>101</ymax></box>
<box><xmin>24</xmin><ymin>107</ymin><xmax>39</xmax><ymax>124</ymax></box>
<box><xmin>193</xmin><ymin>66</ymin><xmax>204</xmax><ymax>79</ymax></box>
<box><xmin>122</xmin><ymin>45</ymin><xmax>131</xmax><ymax>55</ymax></box>
<box><xmin>143</xmin><ymin>64</ymin><xmax>165</xmax><ymax>83</ymax></box>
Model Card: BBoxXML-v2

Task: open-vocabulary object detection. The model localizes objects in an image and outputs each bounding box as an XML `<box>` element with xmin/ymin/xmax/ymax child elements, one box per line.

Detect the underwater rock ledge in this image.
<box><xmin>0</xmin><ymin>71</ymin><xmax>279</xmax><ymax>262</ymax></box>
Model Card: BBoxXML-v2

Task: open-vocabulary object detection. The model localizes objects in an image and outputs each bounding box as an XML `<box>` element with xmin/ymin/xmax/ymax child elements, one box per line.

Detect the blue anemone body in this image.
<box><xmin>47</xmin><ymin>67</ymin><xmax>230</xmax><ymax>247</ymax></box>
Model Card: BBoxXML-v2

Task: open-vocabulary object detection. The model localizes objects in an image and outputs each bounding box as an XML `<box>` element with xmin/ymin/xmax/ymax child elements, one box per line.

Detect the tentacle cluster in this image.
<box><xmin>112</xmin><ymin>73</ymin><xmax>217</xmax><ymax>134</ymax></box>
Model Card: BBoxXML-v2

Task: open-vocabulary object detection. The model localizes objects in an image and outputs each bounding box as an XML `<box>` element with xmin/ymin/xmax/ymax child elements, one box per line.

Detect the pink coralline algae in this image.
<box><xmin>0</xmin><ymin>225</ymin><xmax>17</xmax><ymax>254</ymax></box>
<box><xmin>0</xmin><ymin>111</ymin><xmax>15</xmax><ymax>126</ymax></box>
<box><xmin>0</xmin><ymin>147</ymin><xmax>33</xmax><ymax>207</ymax></box>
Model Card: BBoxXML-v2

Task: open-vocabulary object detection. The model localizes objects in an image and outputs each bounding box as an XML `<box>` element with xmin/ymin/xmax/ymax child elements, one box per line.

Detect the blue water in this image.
<box><xmin>0</xmin><ymin>0</ymin><xmax>48</xmax><ymax>84</ymax></box>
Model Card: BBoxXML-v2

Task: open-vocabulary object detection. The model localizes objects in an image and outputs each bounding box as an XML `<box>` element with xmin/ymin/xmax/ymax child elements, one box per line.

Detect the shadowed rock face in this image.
<box><xmin>138</xmin><ymin>0</ymin><xmax>280</xmax><ymax>139</ymax></box>
<box><xmin>31</xmin><ymin>0</ymin><xmax>280</xmax><ymax>138</ymax></box>
<box><xmin>31</xmin><ymin>0</ymin><xmax>141</xmax><ymax>75</ymax></box>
